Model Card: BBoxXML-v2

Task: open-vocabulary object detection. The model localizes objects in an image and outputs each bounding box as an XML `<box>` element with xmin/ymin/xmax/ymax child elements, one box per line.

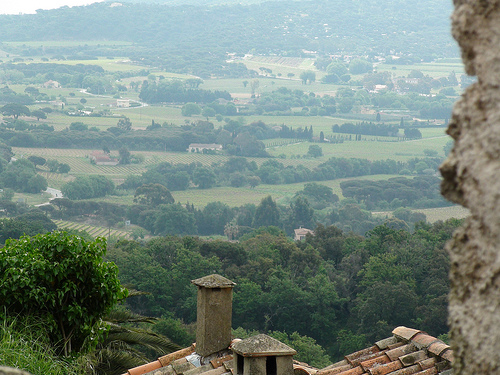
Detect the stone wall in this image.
<box><xmin>440</xmin><ymin>1</ymin><xmax>500</xmax><ymax>373</ymax></box>
<box><xmin>0</xmin><ymin>367</ymin><xmax>31</xmax><ymax>375</ymax></box>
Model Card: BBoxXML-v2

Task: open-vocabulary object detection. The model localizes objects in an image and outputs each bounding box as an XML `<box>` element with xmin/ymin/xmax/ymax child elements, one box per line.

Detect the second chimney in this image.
<box><xmin>191</xmin><ymin>274</ymin><xmax>236</xmax><ymax>357</ymax></box>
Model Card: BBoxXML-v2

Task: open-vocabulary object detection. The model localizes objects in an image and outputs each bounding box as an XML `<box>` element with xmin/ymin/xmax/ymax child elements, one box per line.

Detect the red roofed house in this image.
<box><xmin>294</xmin><ymin>227</ymin><xmax>314</xmax><ymax>241</ymax></box>
<box><xmin>90</xmin><ymin>151</ymin><xmax>119</xmax><ymax>166</ymax></box>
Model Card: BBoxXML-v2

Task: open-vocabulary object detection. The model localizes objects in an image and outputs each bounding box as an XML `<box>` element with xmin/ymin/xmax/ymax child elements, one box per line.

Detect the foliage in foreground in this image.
<box><xmin>0</xmin><ymin>232</ymin><xmax>127</xmax><ymax>356</ymax></box>
<box><xmin>0</xmin><ymin>316</ymin><xmax>81</xmax><ymax>375</ymax></box>
<box><xmin>87</xmin><ymin>307</ymin><xmax>181</xmax><ymax>375</ymax></box>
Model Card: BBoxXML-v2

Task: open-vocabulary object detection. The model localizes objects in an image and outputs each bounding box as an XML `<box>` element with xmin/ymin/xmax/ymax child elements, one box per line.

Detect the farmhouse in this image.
<box><xmin>188</xmin><ymin>143</ymin><xmax>223</xmax><ymax>153</ymax></box>
<box><xmin>89</xmin><ymin>151</ymin><xmax>119</xmax><ymax>166</ymax></box>
<box><xmin>123</xmin><ymin>274</ymin><xmax>453</xmax><ymax>375</ymax></box>
<box><xmin>117</xmin><ymin>99</ymin><xmax>130</xmax><ymax>107</ymax></box>
<box><xmin>294</xmin><ymin>227</ymin><xmax>314</xmax><ymax>241</ymax></box>
<box><xmin>43</xmin><ymin>80</ymin><xmax>61</xmax><ymax>88</ymax></box>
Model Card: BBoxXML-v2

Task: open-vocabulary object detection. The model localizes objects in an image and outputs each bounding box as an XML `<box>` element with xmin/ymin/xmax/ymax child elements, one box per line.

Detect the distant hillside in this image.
<box><xmin>124</xmin><ymin>0</ymin><xmax>285</xmax><ymax>4</ymax></box>
<box><xmin>0</xmin><ymin>0</ymin><xmax>456</xmax><ymax>56</ymax></box>
<box><xmin>0</xmin><ymin>0</ymin><xmax>457</xmax><ymax>77</ymax></box>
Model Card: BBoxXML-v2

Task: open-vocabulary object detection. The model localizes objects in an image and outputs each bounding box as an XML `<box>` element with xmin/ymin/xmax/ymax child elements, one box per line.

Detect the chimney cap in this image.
<box><xmin>191</xmin><ymin>274</ymin><xmax>236</xmax><ymax>288</ymax></box>
<box><xmin>232</xmin><ymin>334</ymin><xmax>297</xmax><ymax>357</ymax></box>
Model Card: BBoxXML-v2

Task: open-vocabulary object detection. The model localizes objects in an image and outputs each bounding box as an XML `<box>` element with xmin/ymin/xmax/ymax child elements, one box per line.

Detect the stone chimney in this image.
<box><xmin>232</xmin><ymin>334</ymin><xmax>296</xmax><ymax>375</ymax></box>
<box><xmin>191</xmin><ymin>274</ymin><xmax>236</xmax><ymax>357</ymax></box>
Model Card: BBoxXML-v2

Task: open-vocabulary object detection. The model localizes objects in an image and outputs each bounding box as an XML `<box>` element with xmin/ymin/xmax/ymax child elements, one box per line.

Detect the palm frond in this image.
<box><xmin>90</xmin><ymin>348</ymin><xmax>148</xmax><ymax>375</ymax></box>
<box><xmin>104</xmin><ymin>309</ymin><xmax>157</xmax><ymax>324</ymax></box>
<box><xmin>104</xmin><ymin>326</ymin><xmax>181</xmax><ymax>354</ymax></box>
<box><xmin>125</xmin><ymin>289</ymin><xmax>151</xmax><ymax>298</ymax></box>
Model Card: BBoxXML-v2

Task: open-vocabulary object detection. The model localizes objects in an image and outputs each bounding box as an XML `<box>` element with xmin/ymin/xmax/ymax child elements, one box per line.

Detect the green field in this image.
<box><xmin>12</xmin><ymin>191</ymin><xmax>53</xmax><ymax>206</ymax></box>
<box><xmin>375</xmin><ymin>61</ymin><xmax>465</xmax><ymax>79</ymax></box>
<box><xmin>201</xmin><ymin>77</ymin><xmax>340</xmax><ymax>97</ymax></box>
<box><xmin>242</xmin><ymin>56</ymin><xmax>321</xmax><ymax>80</ymax></box>
<box><xmin>373</xmin><ymin>205</ymin><xmax>470</xmax><ymax>223</ymax></box>
<box><xmin>266</xmin><ymin>135</ymin><xmax>449</xmax><ymax>162</ymax></box>
<box><xmin>95</xmin><ymin>174</ymin><xmax>401</xmax><ymax>208</ymax></box>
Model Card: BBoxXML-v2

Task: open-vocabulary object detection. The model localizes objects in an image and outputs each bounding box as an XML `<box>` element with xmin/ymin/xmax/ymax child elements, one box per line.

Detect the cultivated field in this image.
<box><xmin>93</xmin><ymin>173</ymin><xmax>401</xmax><ymax>208</ymax></box>
<box><xmin>53</xmin><ymin>219</ymin><xmax>132</xmax><ymax>239</ymax></box>
<box><xmin>373</xmin><ymin>205</ymin><xmax>470</xmax><ymax>223</ymax></box>
<box><xmin>242</xmin><ymin>56</ymin><xmax>321</xmax><ymax>80</ymax></box>
<box><xmin>375</xmin><ymin>60</ymin><xmax>466</xmax><ymax>79</ymax></box>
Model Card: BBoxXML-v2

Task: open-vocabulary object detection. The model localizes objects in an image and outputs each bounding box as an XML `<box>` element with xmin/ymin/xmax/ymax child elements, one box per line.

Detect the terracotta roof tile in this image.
<box><xmin>349</xmin><ymin>351</ymin><xmax>385</xmax><ymax>367</ymax></box>
<box><xmin>367</xmin><ymin>360</ymin><xmax>403</xmax><ymax>375</ymax></box>
<box><xmin>159</xmin><ymin>346</ymin><xmax>196</xmax><ymax>367</ymax></box>
<box><xmin>427</xmin><ymin>342</ymin><xmax>450</xmax><ymax>357</ymax></box>
<box><xmin>410</xmin><ymin>334</ymin><xmax>439</xmax><ymax>350</ymax></box>
<box><xmin>128</xmin><ymin>361</ymin><xmax>163</xmax><ymax>375</ymax></box>
<box><xmin>200</xmin><ymin>367</ymin><xmax>227</xmax><ymax>375</ymax></box>
<box><xmin>375</xmin><ymin>337</ymin><xmax>398</xmax><ymax>350</ymax></box>
<box><xmin>147</xmin><ymin>366</ymin><xmax>176</xmax><ymax>375</ymax></box>
<box><xmin>335</xmin><ymin>366</ymin><xmax>365</xmax><ymax>375</ymax></box>
<box><xmin>399</xmin><ymin>351</ymin><xmax>427</xmax><ymax>367</ymax></box>
<box><xmin>171</xmin><ymin>360</ymin><xmax>196</xmax><ymax>375</ymax></box>
<box><xmin>386</xmin><ymin>342</ymin><xmax>404</xmax><ymax>350</ymax></box>
<box><xmin>293</xmin><ymin>361</ymin><xmax>319</xmax><ymax>375</ymax></box>
<box><xmin>412</xmin><ymin>369</ymin><xmax>437</xmax><ymax>375</ymax></box>
<box><xmin>417</xmin><ymin>358</ymin><xmax>436</xmax><ymax>370</ymax></box>
<box><xmin>172</xmin><ymin>359</ymin><xmax>188</xmax><ymax>365</ymax></box>
<box><xmin>318</xmin><ymin>360</ymin><xmax>349</xmax><ymax>373</ymax></box>
<box><xmin>184</xmin><ymin>364</ymin><xmax>213</xmax><ymax>375</ymax></box>
<box><xmin>440</xmin><ymin>350</ymin><xmax>453</xmax><ymax>363</ymax></box>
<box><xmin>210</xmin><ymin>355</ymin><xmax>233</xmax><ymax>369</ymax></box>
<box><xmin>317</xmin><ymin>365</ymin><xmax>352</xmax><ymax>375</ymax></box>
<box><xmin>385</xmin><ymin>344</ymin><xmax>416</xmax><ymax>361</ymax></box>
<box><xmin>294</xmin><ymin>368</ymin><xmax>311</xmax><ymax>375</ymax></box>
<box><xmin>345</xmin><ymin>346</ymin><xmax>380</xmax><ymax>365</ymax></box>
<box><xmin>386</xmin><ymin>364</ymin><xmax>421</xmax><ymax>375</ymax></box>
<box><xmin>392</xmin><ymin>327</ymin><xmax>422</xmax><ymax>341</ymax></box>
<box><xmin>360</xmin><ymin>354</ymin><xmax>391</xmax><ymax>371</ymax></box>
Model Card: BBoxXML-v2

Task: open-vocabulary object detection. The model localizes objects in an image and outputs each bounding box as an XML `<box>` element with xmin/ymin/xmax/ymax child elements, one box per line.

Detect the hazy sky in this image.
<box><xmin>0</xmin><ymin>0</ymin><xmax>104</xmax><ymax>14</ymax></box>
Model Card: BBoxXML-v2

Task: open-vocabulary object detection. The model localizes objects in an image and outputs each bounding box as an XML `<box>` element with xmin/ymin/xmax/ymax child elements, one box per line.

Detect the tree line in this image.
<box><xmin>118</xmin><ymin>156</ymin><xmax>443</xmax><ymax>192</ymax></box>
<box><xmin>139</xmin><ymin>80</ymin><xmax>232</xmax><ymax>104</ymax></box>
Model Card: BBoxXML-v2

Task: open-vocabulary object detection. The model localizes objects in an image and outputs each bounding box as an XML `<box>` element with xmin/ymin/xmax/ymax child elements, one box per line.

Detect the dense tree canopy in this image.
<box><xmin>107</xmin><ymin>219</ymin><xmax>459</xmax><ymax>361</ymax></box>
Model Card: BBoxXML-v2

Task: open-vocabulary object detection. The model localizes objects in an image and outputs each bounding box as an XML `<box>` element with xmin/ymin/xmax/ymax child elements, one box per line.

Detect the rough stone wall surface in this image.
<box><xmin>0</xmin><ymin>367</ymin><xmax>32</xmax><ymax>375</ymax></box>
<box><xmin>440</xmin><ymin>1</ymin><xmax>500</xmax><ymax>373</ymax></box>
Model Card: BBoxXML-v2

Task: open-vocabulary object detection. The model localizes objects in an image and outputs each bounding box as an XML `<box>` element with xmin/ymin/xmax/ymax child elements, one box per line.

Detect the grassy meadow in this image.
<box><xmin>375</xmin><ymin>60</ymin><xmax>465</xmax><ymax>79</ymax></box>
<box><xmin>373</xmin><ymin>205</ymin><xmax>470</xmax><ymax>223</ymax></box>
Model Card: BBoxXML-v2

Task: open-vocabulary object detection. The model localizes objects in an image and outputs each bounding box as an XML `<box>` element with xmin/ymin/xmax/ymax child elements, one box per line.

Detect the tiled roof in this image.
<box><xmin>123</xmin><ymin>327</ymin><xmax>452</xmax><ymax>375</ymax></box>
<box><xmin>316</xmin><ymin>327</ymin><xmax>453</xmax><ymax>375</ymax></box>
<box><xmin>123</xmin><ymin>342</ymin><xmax>316</xmax><ymax>375</ymax></box>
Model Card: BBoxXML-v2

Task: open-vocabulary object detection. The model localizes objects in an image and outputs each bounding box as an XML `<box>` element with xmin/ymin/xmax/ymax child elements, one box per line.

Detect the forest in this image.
<box><xmin>107</xmin><ymin>220</ymin><xmax>458</xmax><ymax>361</ymax></box>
